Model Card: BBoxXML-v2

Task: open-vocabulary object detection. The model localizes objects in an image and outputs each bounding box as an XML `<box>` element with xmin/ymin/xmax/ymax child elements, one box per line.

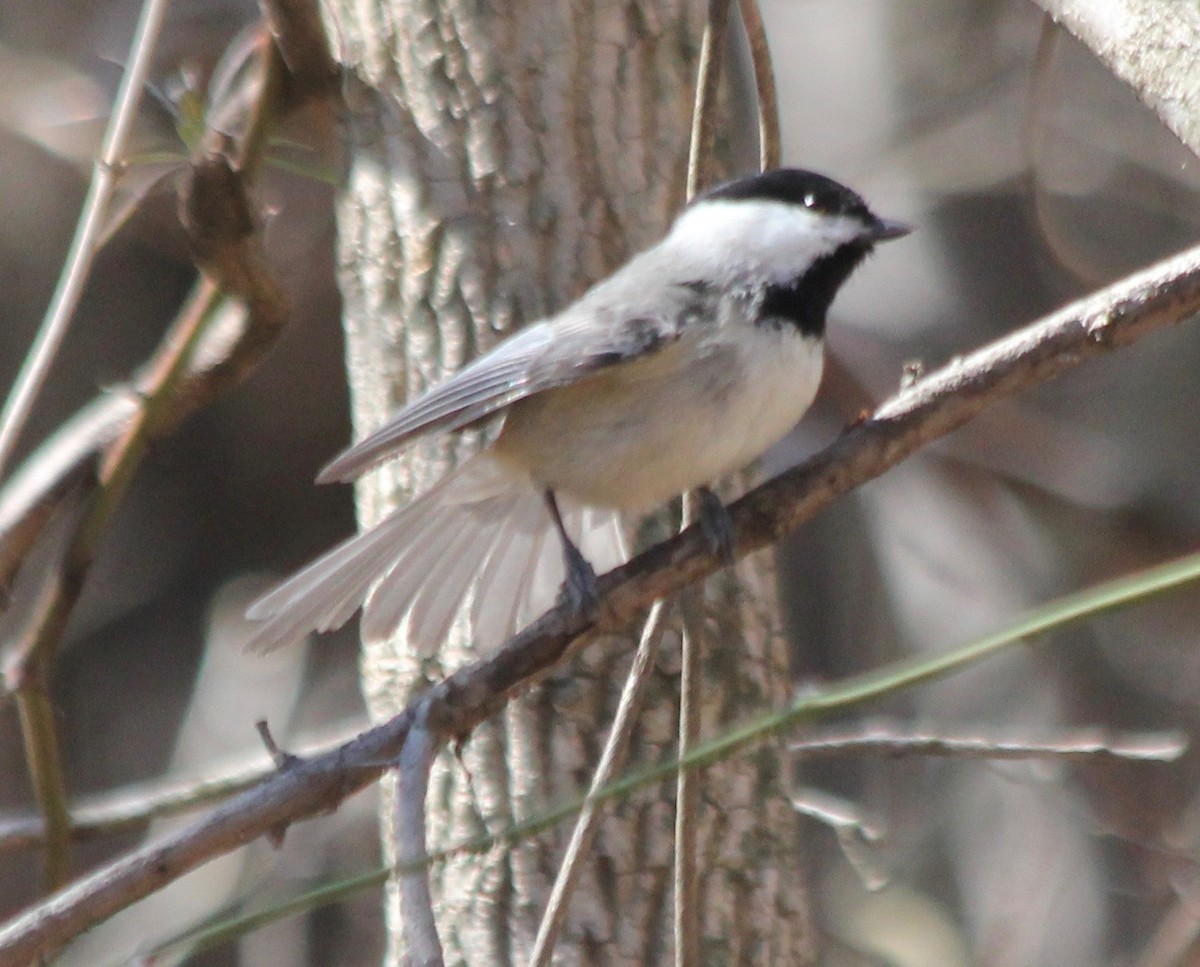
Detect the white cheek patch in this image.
<box><xmin>667</xmin><ymin>200</ymin><xmax>865</xmax><ymax>285</ymax></box>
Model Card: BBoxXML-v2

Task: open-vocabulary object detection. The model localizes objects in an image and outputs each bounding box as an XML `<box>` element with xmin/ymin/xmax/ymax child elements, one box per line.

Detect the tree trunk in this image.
<box><xmin>321</xmin><ymin>0</ymin><xmax>815</xmax><ymax>961</ymax></box>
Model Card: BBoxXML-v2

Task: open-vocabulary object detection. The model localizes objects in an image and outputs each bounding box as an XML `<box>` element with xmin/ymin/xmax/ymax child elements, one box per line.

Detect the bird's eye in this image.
<box><xmin>803</xmin><ymin>193</ymin><xmax>816</xmax><ymax>208</ymax></box>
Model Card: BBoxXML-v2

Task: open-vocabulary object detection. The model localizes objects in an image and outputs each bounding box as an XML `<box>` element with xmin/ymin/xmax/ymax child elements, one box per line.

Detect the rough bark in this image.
<box><xmin>1033</xmin><ymin>0</ymin><xmax>1200</xmax><ymax>158</ymax></box>
<box><xmin>323</xmin><ymin>0</ymin><xmax>814</xmax><ymax>961</ymax></box>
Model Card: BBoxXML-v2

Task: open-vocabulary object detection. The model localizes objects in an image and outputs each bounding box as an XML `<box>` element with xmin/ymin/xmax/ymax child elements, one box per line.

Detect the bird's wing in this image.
<box><xmin>318</xmin><ymin>276</ymin><xmax>716</xmax><ymax>483</ymax></box>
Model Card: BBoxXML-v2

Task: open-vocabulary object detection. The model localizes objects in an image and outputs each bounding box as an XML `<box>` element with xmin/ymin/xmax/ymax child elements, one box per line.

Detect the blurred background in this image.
<box><xmin>2</xmin><ymin>0</ymin><xmax>1200</xmax><ymax>964</ymax></box>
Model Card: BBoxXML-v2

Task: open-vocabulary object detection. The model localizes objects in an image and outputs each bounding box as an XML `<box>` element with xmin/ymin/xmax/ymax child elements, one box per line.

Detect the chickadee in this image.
<box><xmin>246</xmin><ymin>169</ymin><xmax>908</xmax><ymax>655</ymax></box>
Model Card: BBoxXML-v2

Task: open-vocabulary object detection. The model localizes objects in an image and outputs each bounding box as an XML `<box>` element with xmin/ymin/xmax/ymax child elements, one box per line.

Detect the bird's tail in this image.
<box><xmin>244</xmin><ymin>454</ymin><xmax>627</xmax><ymax>656</ymax></box>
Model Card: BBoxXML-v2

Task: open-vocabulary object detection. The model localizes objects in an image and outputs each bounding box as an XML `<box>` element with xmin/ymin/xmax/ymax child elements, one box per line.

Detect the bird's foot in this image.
<box><xmin>557</xmin><ymin>542</ymin><xmax>599</xmax><ymax>617</ymax></box>
<box><xmin>544</xmin><ymin>488</ymin><xmax>601</xmax><ymax>617</ymax></box>
<box><xmin>696</xmin><ymin>486</ymin><xmax>736</xmax><ymax>566</ymax></box>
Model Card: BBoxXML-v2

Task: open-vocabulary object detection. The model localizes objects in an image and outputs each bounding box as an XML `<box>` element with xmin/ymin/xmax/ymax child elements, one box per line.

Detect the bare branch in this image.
<box><xmin>1029</xmin><ymin>0</ymin><xmax>1200</xmax><ymax>158</ymax></box>
<box><xmin>789</xmin><ymin>721</ymin><xmax>1187</xmax><ymax>893</ymax></box>
<box><xmin>0</xmin><ymin>711</ymin><xmax>412</xmax><ymax>965</ymax></box>
<box><xmin>0</xmin><ymin>392</ymin><xmax>135</xmax><ymax>592</ymax></box>
<box><xmin>0</xmin><ymin>15</ymin><xmax>325</xmax><ymax>593</ymax></box>
<box><xmin>257</xmin><ymin>0</ymin><xmax>340</xmax><ymax>99</ymax></box>
<box><xmin>737</xmin><ymin>0</ymin><xmax>781</xmax><ymax>171</ymax></box>
<box><xmin>789</xmin><ymin>787</ymin><xmax>889</xmax><ymax>891</ymax></box>
<box><xmin>0</xmin><ymin>0</ymin><xmax>172</xmax><ymax>481</ymax></box>
<box><xmin>530</xmin><ymin>602</ymin><xmax>671</xmax><ymax>966</ymax></box>
<box><xmin>0</xmin><ymin>19</ymin><xmax>300</xmax><ymax>898</ymax></box>
<box><xmin>685</xmin><ymin>0</ymin><xmax>733</xmax><ymax>199</ymax></box>
<box><xmin>0</xmin><ymin>280</ymin><xmax>284</xmax><ymax>595</ymax></box>
<box><xmin>674</xmin><ymin>538</ymin><xmax>705</xmax><ymax>967</ymax></box>
<box><xmin>5</xmin><ymin>276</ymin><xmax>229</xmax><ymax>887</ymax></box>
<box><xmin>678</xmin><ymin>3</ymin><xmax>735</xmax><ymax>954</ymax></box>
<box><xmin>395</xmin><ymin>708</ymin><xmax>443</xmax><ymax>967</ymax></box>
<box><xmin>15</xmin><ymin>681</ymin><xmax>71</xmax><ymax>888</ymax></box>
<box><xmin>0</xmin><ymin>0</ymin><xmax>334</xmax><ymax>930</ymax></box>
<box><xmin>0</xmin><ymin>720</ymin><xmax>364</xmax><ymax>855</ymax></box>
<box><xmin>2</xmin><ymin>240</ymin><xmax>1200</xmax><ymax>963</ymax></box>
<box><xmin>788</xmin><ymin>721</ymin><xmax>1187</xmax><ymax>763</ymax></box>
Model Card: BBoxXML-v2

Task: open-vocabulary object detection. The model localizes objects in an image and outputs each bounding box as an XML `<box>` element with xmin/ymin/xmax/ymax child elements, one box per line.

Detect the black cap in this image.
<box><xmin>700</xmin><ymin>168</ymin><xmax>875</xmax><ymax>222</ymax></box>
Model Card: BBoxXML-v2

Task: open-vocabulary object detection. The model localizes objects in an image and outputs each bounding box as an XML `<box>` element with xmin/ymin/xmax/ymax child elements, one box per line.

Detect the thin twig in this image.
<box><xmin>0</xmin><ymin>392</ymin><xmax>134</xmax><ymax>593</ymax></box>
<box><xmin>257</xmin><ymin>0</ymin><xmax>340</xmax><ymax>99</ymax></box>
<box><xmin>0</xmin><ymin>4</ymin><xmax>334</xmax><ymax>587</ymax></box>
<box><xmin>529</xmin><ymin>601</ymin><xmax>671</xmax><ymax>965</ymax></box>
<box><xmin>789</xmin><ymin>786</ymin><xmax>889</xmax><ymax>891</ymax></box>
<box><xmin>674</xmin><ymin>506</ymin><xmax>705</xmax><ymax>967</ymax></box>
<box><xmin>686</xmin><ymin>0</ymin><xmax>733</xmax><ymax>199</ymax></box>
<box><xmin>789</xmin><ymin>786</ymin><xmax>883</xmax><ymax>839</ymax></box>
<box><xmin>3</xmin><ymin>240</ymin><xmax>1200</xmax><ymax>963</ymax></box>
<box><xmin>0</xmin><ymin>720</ymin><xmax>364</xmax><ymax>854</ymax></box>
<box><xmin>4</xmin><ymin>28</ymin><xmax>291</xmax><ymax>891</ymax></box>
<box><xmin>395</xmin><ymin>707</ymin><xmax>443</xmax><ymax>967</ymax></box>
<box><xmin>420</xmin><ymin>542</ymin><xmax>1200</xmax><ymax>878</ymax></box>
<box><xmin>14</xmin><ymin>681</ymin><xmax>70</xmax><ymax>888</ymax></box>
<box><xmin>7</xmin><ymin>276</ymin><xmax>225</xmax><ymax>887</ymax></box>
<box><xmin>788</xmin><ymin>721</ymin><xmax>1188</xmax><ymax>762</ymax></box>
<box><xmin>0</xmin><ymin>274</ymin><xmax>286</xmax><ymax>595</ymax></box>
<box><xmin>0</xmin><ymin>0</ymin><xmax>324</xmax><ymax>925</ymax></box>
<box><xmin>0</xmin><ymin>22</ymin><xmax>297</xmax><ymax>597</ymax></box>
<box><xmin>737</xmin><ymin>0</ymin><xmax>781</xmax><ymax>170</ymax></box>
<box><xmin>0</xmin><ymin>709</ymin><xmax>413</xmax><ymax>966</ymax></box>
<box><xmin>677</xmin><ymin>5</ymin><xmax>732</xmax><ymax>952</ymax></box>
<box><xmin>0</xmin><ymin>0</ymin><xmax>173</xmax><ymax>481</ymax></box>
<box><xmin>789</xmin><ymin>723</ymin><xmax>1188</xmax><ymax>894</ymax></box>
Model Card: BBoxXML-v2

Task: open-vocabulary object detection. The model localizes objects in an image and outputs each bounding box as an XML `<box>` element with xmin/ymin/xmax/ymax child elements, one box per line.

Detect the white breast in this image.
<box><xmin>493</xmin><ymin>325</ymin><xmax>824</xmax><ymax>510</ymax></box>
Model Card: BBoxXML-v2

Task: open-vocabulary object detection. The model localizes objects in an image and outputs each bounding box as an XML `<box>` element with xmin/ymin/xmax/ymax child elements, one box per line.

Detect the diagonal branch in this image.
<box><xmin>0</xmin><ymin>12</ymin><xmax>323</xmax><ymax>892</ymax></box>
<box><xmin>0</xmin><ymin>719</ymin><xmax>364</xmax><ymax>854</ymax></box>
<box><xmin>530</xmin><ymin>601</ymin><xmax>671</xmax><ymax>965</ymax></box>
<box><xmin>1</xmin><ymin>240</ymin><xmax>1200</xmax><ymax>964</ymax></box>
<box><xmin>1029</xmin><ymin>0</ymin><xmax>1200</xmax><ymax>158</ymax></box>
<box><xmin>0</xmin><ymin>0</ymin><xmax>172</xmax><ymax>482</ymax></box>
<box><xmin>0</xmin><ymin>4</ymin><xmax>340</xmax><ymax>592</ymax></box>
<box><xmin>394</xmin><ymin>708</ymin><xmax>443</xmax><ymax>967</ymax></box>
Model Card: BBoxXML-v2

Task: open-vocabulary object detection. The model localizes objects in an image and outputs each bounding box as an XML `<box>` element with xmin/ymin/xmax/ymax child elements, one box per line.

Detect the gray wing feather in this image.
<box><xmin>248</xmin><ymin>244</ymin><xmax>696</xmax><ymax>653</ymax></box>
<box><xmin>406</xmin><ymin>525</ymin><xmax>497</xmax><ymax>650</ymax></box>
<box><xmin>356</xmin><ymin>501</ymin><xmax>470</xmax><ymax>644</ymax></box>
<box><xmin>318</xmin><ymin>277</ymin><xmax>715</xmax><ymax>483</ymax></box>
<box><xmin>363</xmin><ymin>515</ymin><xmax>480</xmax><ymax>646</ymax></box>
<box><xmin>464</xmin><ymin>495</ymin><xmax>626</xmax><ymax>649</ymax></box>
<box><xmin>246</xmin><ymin>455</ymin><xmax>509</xmax><ymax>652</ymax></box>
<box><xmin>243</xmin><ymin>508</ymin><xmax>421</xmax><ymax>652</ymax></box>
<box><xmin>247</xmin><ymin>449</ymin><xmax>630</xmax><ymax>655</ymax></box>
<box><xmin>318</xmin><ymin>325</ymin><xmax>554</xmax><ymax>482</ymax></box>
<box><xmin>469</xmin><ymin>498</ymin><xmax>546</xmax><ymax>647</ymax></box>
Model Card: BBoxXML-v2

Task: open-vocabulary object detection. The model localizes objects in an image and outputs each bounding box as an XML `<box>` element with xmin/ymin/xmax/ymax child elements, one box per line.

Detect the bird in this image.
<box><xmin>245</xmin><ymin>168</ymin><xmax>909</xmax><ymax>655</ymax></box>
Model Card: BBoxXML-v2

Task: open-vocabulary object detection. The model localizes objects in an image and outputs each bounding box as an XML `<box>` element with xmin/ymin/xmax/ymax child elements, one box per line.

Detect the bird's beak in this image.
<box><xmin>869</xmin><ymin>217</ymin><xmax>913</xmax><ymax>242</ymax></box>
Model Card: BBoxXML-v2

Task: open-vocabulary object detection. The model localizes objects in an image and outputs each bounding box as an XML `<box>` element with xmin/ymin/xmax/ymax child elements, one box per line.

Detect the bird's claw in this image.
<box><xmin>696</xmin><ymin>487</ymin><xmax>736</xmax><ymax>566</ymax></box>
<box><xmin>558</xmin><ymin>543</ymin><xmax>599</xmax><ymax>617</ymax></box>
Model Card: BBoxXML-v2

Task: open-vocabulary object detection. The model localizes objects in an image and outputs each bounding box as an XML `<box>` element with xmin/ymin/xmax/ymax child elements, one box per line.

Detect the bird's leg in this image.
<box><xmin>544</xmin><ymin>489</ymin><xmax>599</xmax><ymax>616</ymax></box>
<box><xmin>695</xmin><ymin>486</ymin><xmax>736</xmax><ymax>566</ymax></box>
